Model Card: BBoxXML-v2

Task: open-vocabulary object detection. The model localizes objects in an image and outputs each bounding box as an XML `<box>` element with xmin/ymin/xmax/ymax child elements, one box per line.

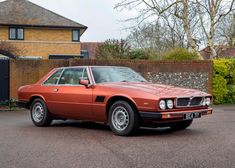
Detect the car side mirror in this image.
<box><xmin>79</xmin><ymin>79</ymin><xmax>89</xmax><ymax>86</ymax></box>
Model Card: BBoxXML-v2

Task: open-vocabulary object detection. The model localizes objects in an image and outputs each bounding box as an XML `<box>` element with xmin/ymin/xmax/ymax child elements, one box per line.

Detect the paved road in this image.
<box><xmin>0</xmin><ymin>105</ymin><xmax>234</xmax><ymax>168</ymax></box>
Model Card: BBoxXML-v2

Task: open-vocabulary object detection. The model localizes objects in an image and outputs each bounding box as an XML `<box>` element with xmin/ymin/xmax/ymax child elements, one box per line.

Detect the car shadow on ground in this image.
<box><xmin>51</xmin><ymin>120</ymin><xmax>200</xmax><ymax>136</ymax></box>
<box><xmin>52</xmin><ymin>120</ymin><xmax>110</xmax><ymax>132</ymax></box>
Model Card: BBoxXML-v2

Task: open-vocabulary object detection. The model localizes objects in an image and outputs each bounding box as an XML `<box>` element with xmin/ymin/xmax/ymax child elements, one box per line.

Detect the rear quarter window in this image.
<box><xmin>44</xmin><ymin>69</ymin><xmax>63</xmax><ymax>85</ymax></box>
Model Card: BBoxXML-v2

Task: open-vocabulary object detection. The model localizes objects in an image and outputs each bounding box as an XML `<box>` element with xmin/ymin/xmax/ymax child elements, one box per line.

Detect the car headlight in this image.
<box><xmin>202</xmin><ymin>98</ymin><xmax>206</xmax><ymax>106</ymax></box>
<box><xmin>159</xmin><ymin>100</ymin><xmax>166</xmax><ymax>110</ymax></box>
<box><xmin>166</xmin><ymin>100</ymin><xmax>173</xmax><ymax>109</ymax></box>
<box><xmin>205</xmin><ymin>97</ymin><xmax>211</xmax><ymax>106</ymax></box>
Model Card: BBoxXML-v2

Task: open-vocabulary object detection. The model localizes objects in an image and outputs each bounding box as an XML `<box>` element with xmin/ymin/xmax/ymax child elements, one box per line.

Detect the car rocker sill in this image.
<box><xmin>16</xmin><ymin>101</ymin><xmax>28</xmax><ymax>109</ymax></box>
<box><xmin>140</xmin><ymin>108</ymin><xmax>213</xmax><ymax>120</ymax></box>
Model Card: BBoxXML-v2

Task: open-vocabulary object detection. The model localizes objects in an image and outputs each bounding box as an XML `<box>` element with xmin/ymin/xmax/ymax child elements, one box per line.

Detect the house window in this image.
<box><xmin>9</xmin><ymin>28</ymin><xmax>24</xmax><ymax>40</ymax></box>
<box><xmin>72</xmin><ymin>29</ymin><xmax>80</xmax><ymax>42</ymax></box>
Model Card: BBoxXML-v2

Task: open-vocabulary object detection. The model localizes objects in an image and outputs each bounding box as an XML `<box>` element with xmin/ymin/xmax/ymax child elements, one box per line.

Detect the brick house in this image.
<box><xmin>0</xmin><ymin>0</ymin><xmax>87</xmax><ymax>59</ymax></box>
<box><xmin>81</xmin><ymin>42</ymin><xmax>104</xmax><ymax>59</ymax></box>
<box><xmin>200</xmin><ymin>45</ymin><xmax>235</xmax><ymax>59</ymax></box>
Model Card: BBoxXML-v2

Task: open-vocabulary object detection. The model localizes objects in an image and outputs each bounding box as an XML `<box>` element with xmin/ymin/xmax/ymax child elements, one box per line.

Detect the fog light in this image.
<box><xmin>159</xmin><ymin>100</ymin><xmax>166</xmax><ymax>110</ymax></box>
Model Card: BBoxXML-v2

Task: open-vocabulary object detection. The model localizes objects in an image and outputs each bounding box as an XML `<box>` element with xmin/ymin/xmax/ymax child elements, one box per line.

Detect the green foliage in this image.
<box><xmin>128</xmin><ymin>49</ymin><xmax>150</xmax><ymax>60</ymax></box>
<box><xmin>224</xmin><ymin>85</ymin><xmax>235</xmax><ymax>104</ymax></box>
<box><xmin>163</xmin><ymin>48</ymin><xmax>199</xmax><ymax>61</ymax></box>
<box><xmin>213</xmin><ymin>59</ymin><xmax>230</xmax><ymax>77</ymax></box>
<box><xmin>96</xmin><ymin>39</ymin><xmax>159</xmax><ymax>60</ymax></box>
<box><xmin>0</xmin><ymin>99</ymin><xmax>17</xmax><ymax>111</ymax></box>
<box><xmin>128</xmin><ymin>49</ymin><xmax>159</xmax><ymax>60</ymax></box>
<box><xmin>212</xmin><ymin>59</ymin><xmax>235</xmax><ymax>104</ymax></box>
<box><xmin>96</xmin><ymin>39</ymin><xmax>131</xmax><ymax>60</ymax></box>
<box><xmin>212</xmin><ymin>75</ymin><xmax>228</xmax><ymax>104</ymax></box>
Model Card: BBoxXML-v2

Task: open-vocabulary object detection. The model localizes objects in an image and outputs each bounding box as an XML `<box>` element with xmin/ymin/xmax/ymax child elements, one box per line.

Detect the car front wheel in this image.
<box><xmin>30</xmin><ymin>98</ymin><xmax>53</xmax><ymax>127</ymax></box>
<box><xmin>108</xmin><ymin>100</ymin><xmax>140</xmax><ymax>136</ymax></box>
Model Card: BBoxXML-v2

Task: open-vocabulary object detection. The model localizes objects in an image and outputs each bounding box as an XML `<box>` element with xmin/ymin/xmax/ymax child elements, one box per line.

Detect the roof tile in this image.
<box><xmin>0</xmin><ymin>0</ymin><xmax>87</xmax><ymax>30</ymax></box>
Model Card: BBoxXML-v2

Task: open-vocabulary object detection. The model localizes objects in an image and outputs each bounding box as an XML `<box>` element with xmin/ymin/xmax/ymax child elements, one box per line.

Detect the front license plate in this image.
<box><xmin>184</xmin><ymin>112</ymin><xmax>201</xmax><ymax>120</ymax></box>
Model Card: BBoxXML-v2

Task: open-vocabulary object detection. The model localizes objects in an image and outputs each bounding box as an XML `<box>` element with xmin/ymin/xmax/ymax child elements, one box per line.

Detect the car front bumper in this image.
<box><xmin>140</xmin><ymin>108</ymin><xmax>213</xmax><ymax>121</ymax></box>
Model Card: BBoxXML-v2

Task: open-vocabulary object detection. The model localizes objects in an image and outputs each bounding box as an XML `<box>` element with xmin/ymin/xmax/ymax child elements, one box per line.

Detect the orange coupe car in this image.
<box><xmin>17</xmin><ymin>66</ymin><xmax>213</xmax><ymax>136</ymax></box>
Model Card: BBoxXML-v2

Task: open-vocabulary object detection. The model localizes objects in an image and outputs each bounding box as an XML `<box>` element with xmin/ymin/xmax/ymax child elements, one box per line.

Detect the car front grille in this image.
<box><xmin>176</xmin><ymin>97</ymin><xmax>203</xmax><ymax>107</ymax></box>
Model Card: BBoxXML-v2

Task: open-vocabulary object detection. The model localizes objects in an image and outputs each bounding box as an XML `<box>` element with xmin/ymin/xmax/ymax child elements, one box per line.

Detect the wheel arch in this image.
<box><xmin>28</xmin><ymin>94</ymin><xmax>46</xmax><ymax>108</ymax></box>
<box><xmin>106</xmin><ymin>95</ymin><xmax>139</xmax><ymax>118</ymax></box>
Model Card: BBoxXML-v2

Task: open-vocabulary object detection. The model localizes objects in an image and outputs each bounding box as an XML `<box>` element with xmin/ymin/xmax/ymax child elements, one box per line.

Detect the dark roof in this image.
<box><xmin>0</xmin><ymin>0</ymin><xmax>87</xmax><ymax>34</ymax></box>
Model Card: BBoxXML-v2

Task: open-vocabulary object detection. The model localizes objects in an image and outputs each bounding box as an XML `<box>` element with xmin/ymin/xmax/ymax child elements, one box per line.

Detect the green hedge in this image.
<box><xmin>213</xmin><ymin>58</ymin><xmax>235</xmax><ymax>104</ymax></box>
<box><xmin>163</xmin><ymin>48</ymin><xmax>199</xmax><ymax>60</ymax></box>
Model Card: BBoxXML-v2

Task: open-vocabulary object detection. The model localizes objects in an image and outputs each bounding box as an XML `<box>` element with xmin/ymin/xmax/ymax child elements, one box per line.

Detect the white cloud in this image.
<box><xmin>27</xmin><ymin>0</ymin><xmax>132</xmax><ymax>42</ymax></box>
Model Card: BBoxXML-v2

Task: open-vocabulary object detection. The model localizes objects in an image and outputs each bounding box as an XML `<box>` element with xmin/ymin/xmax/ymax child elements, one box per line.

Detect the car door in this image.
<box><xmin>47</xmin><ymin>67</ymin><xmax>93</xmax><ymax>120</ymax></box>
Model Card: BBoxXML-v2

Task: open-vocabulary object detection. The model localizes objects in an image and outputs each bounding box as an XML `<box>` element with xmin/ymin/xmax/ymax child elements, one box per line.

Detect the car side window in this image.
<box><xmin>58</xmin><ymin>68</ymin><xmax>89</xmax><ymax>85</ymax></box>
<box><xmin>82</xmin><ymin>69</ymin><xmax>89</xmax><ymax>81</ymax></box>
<box><xmin>44</xmin><ymin>69</ymin><xmax>63</xmax><ymax>85</ymax></box>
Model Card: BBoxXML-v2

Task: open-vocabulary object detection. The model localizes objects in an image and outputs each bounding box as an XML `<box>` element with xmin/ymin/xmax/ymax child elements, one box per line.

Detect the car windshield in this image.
<box><xmin>91</xmin><ymin>67</ymin><xmax>147</xmax><ymax>84</ymax></box>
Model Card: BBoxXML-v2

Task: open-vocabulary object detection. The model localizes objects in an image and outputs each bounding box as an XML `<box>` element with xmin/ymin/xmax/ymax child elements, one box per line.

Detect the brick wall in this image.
<box><xmin>10</xmin><ymin>60</ymin><xmax>213</xmax><ymax>99</ymax></box>
<box><xmin>10</xmin><ymin>60</ymin><xmax>69</xmax><ymax>98</ymax></box>
<box><xmin>0</xmin><ymin>27</ymin><xmax>81</xmax><ymax>59</ymax></box>
<box><xmin>8</xmin><ymin>41</ymin><xmax>81</xmax><ymax>59</ymax></box>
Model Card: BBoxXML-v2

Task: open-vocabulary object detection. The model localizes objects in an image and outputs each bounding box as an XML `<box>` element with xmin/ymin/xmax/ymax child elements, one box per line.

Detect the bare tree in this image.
<box><xmin>127</xmin><ymin>21</ymin><xmax>185</xmax><ymax>53</ymax></box>
<box><xmin>0</xmin><ymin>41</ymin><xmax>19</xmax><ymax>59</ymax></box>
<box><xmin>116</xmin><ymin>0</ymin><xmax>235</xmax><ymax>59</ymax></box>
<box><xmin>216</xmin><ymin>14</ymin><xmax>234</xmax><ymax>47</ymax></box>
<box><xmin>115</xmin><ymin>0</ymin><xmax>203</xmax><ymax>58</ymax></box>
<box><xmin>196</xmin><ymin>0</ymin><xmax>235</xmax><ymax>58</ymax></box>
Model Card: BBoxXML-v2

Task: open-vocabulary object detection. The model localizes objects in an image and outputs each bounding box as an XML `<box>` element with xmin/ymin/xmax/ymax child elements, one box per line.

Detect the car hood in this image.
<box><xmin>100</xmin><ymin>82</ymin><xmax>209</xmax><ymax>98</ymax></box>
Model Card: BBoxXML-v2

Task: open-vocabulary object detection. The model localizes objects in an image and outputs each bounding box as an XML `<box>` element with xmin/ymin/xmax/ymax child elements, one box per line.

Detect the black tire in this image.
<box><xmin>108</xmin><ymin>100</ymin><xmax>140</xmax><ymax>136</ymax></box>
<box><xmin>30</xmin><ymin>98</ymin><xmax>53</xmax><ymax>127</ymax></box>
<box><xmin>170</xmin><ymin>120</ymin><xmax>193</xmax><ymax>131</ymax></box>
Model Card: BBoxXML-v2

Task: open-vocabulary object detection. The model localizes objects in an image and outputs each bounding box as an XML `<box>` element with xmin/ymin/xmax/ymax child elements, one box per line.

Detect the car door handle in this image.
<box><xmin>54</xmin><ymin>88</ymin><xmax>59</xmax><ymax>92</ymax></box>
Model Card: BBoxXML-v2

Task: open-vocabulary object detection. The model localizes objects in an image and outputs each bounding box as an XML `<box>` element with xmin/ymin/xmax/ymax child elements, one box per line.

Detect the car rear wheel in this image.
<box><xmin>30</xmin><ymin>98</ymin><xmax>53</xmax><ymax>127</ymax></box>
<box><xmin>170</xmin><ymin>120</ymin><xmax>193</xmax><ymax>130</ymax></box>
<box><xmin>108</xmin><ymin>100</ymin><xmax>140</xmax><ymax>136</ymax></box>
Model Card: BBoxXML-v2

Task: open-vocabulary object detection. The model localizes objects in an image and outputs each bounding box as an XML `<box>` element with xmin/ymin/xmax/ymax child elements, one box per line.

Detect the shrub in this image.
<box><xmin>128</xmin><ymin>49</ymin><xmax>150</xmax><ymax>60</ymax></box>
<box><xmin>128</xmin><ymin>49</ymin><xmax>159</xmax><ymax>60</ymax></box>
<box><xmin>212</xmin><ymin>58</ymin><xmax>235</xmax><ymax>104</ymax></box>
<box><xmin>96</xmin><ymin>39</ymin><xmax>131</xmax><ymax>60</ymax></box>
<box><xmin>225</xmin><ymin>85</ymin><xmax>235</xmax><ymax>104</ymax></box>
<box><xmin>212</xmin><ymin>75</ymin><xmax>228</xmax><ymax>104</ymax></box>
<box><xmin>163</xmin><ymin>48</ymin><xmax>199</xmax><ymax>61</ymax></box>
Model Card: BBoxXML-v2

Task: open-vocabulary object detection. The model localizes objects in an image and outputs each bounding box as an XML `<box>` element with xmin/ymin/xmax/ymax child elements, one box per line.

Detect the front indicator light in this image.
<box><xmin>162</xmin><ymin>114</ymin><xmax>171</xmax><ymax>119</ymax></box>
<box><xmin>207</xmin><ymin>110</ymin><xmax>213</xmax><ymax>114</ymax></box>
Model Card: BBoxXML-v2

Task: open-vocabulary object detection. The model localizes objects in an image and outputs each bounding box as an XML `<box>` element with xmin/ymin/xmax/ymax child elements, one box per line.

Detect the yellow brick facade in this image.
<box><xmin>0</xmin><ymin>26</ymin><xmax>8</xmax><ymax>40</ymax></box>
<box><xmin>0</xmin><ymin>26</ymin><xmax>81</xmax><ymax>59</ymax></box>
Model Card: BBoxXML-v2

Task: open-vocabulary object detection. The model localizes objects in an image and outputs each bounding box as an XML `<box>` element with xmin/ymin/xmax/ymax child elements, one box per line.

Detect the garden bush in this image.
<box><xmin>128</xmin><ymin>49</ymin><xmax>150</xmax><ymax>60</ymax></box>
<box><xmin>213</xmin><ymin>58</ymin><xmax>235</xmax><ymax>104</ymax></box>
<box><xmin>163</xmin><ymin>48</ymin><xmax>199</xmax><ymax>60</ymax></box>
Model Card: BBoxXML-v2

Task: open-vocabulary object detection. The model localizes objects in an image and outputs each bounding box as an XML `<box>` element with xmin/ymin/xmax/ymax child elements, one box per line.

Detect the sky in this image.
<box><xmin>27</xmin><ymin>0</ymin><xmax>132</xmax><ymax>42</ymax></box>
